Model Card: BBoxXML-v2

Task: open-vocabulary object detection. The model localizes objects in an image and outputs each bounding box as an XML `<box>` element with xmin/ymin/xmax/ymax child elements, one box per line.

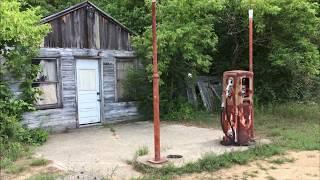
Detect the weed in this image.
<box><xmin>247</xmin><ymin>173</ymin><xmax>257</xmax><ymax>178</ymax></box>
<box><xmin>269</xmin><ymin>157</ymin><xmax>295</xmax><ymax>164</ymax></box>
<box><xmin>0</xmin><ymin>157</ymin><xmax>13</xmax><ymax>169</ymax></box>
<box><xmin>136</xmin><ymin>146</ymin><xmax>149</xmax><ymax>157</ymax></box>
<box><xmin>27</xmin><ymin>173</ymin><xmax>61</xmax><ymax>180</ymax></box>
<box><xmin>30</xmin><ymin>158</ymin><xmax>50</xmax><ymax>166</ymax></box>
<box><xmin>2</xmin><ymin>142</ymin><xmax>28</xmax><ymax>161</ymax></box>
<box><xmin>103</xmin><ymin>124</ymin><xmax>116</xmax><ymax>136</ymax></box>
<box><xmin>5</xmin><ymin>164</ymin><xmax>27</xmax><ymax>174</ymax></box>
<box><xmin>270</xmin><ymin>166</ymin><xmax>277</xmax><ymax>169</ymax></box>
<box><xmin>102</xmin><ymin>166</ymin><xmax>119</xmax><ymax>180</ymax></box>
<box><xmin>265</xmin><ymin>175</ymin><xmax>276</xmax><ymax>180</ymax></box>
<box><xmin>255</xmin><ymin>163</ymin><xmax>267</xmax><ymax>171</ymax></box>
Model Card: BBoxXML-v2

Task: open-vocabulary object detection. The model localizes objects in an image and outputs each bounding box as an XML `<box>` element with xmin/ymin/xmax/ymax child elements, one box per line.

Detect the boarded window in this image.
<box><xmin>116</xmin><ymin>58</ymin><xmax>135</xmax><ymax>101</ymax></box>
<box><xmin>32</xmin><ymin>58</ymin><xmax>61</xmax><ymax>109</ymax></box>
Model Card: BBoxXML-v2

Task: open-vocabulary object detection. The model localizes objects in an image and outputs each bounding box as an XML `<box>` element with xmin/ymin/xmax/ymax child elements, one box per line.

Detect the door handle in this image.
<box><xmin>97</xmin><ymin>92</ymin><xmax>100</xmax><ymax>95</ymax></box>
<box><xmin>97</xmin><ymin>99</ymin><xmax>101</xmax><ymax>102</ymax></box>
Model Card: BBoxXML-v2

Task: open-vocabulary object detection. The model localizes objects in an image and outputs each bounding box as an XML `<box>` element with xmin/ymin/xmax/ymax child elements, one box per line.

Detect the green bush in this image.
<box><xmin>18</xmin><ymin>128</ymin><xmax>49</xmax><ymax>145</ymax></box>
<box><xmin>0</xmin><ymin>0</ymin><xmax>50</xmax><ymax>167</ymax></box>
<box><xmin>163</xmin><ymin>100</ymin><xmax>196</xmax><ymax>121</ymax></box>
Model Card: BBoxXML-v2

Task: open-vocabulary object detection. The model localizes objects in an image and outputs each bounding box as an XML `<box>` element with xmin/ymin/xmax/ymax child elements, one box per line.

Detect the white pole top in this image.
<box><xmin>152</xmin><ymin>0</ymin><xmax>156</xmax><ymax>2</ymax></box>
<box><xmin>249</xmin><ymin>9</ymin><xmax>253</xmax><ymax>19</ymax></box>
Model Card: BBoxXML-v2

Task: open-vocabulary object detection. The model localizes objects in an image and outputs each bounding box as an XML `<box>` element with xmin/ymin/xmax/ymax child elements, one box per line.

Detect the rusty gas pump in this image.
<box><xmin>220</xmin><ymin>10</ymin><xmax>254</xmax><ymax>146</ymax></box>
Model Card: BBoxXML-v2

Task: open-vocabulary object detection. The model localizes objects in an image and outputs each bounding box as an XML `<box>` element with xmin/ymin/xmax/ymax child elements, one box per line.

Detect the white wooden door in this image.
<box><xmin>76</xmin><ymin>59</ymin><xmax>101</xmax><ymax>125</ymax></box>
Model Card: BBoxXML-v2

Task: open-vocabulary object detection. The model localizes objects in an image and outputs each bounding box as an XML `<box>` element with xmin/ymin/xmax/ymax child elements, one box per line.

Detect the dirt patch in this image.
<box><xmin>0</xmin><ymin>158</ymin><xmax>63</xmax><ymax>180</ymax></box>
<box><xmin>178</xmin><ymin>151</ymin><xmax>320</xmax><ymax>180</ymax></box>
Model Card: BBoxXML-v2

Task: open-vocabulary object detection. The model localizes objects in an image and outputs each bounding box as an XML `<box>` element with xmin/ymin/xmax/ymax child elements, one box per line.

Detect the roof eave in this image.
<box><xmin>40</xmin><ymin>1</ymin><xmax>136</xmax><ymax>35</ymax></box>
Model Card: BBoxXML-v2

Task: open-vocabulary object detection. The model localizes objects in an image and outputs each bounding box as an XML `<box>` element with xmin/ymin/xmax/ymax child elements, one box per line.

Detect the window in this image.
<box><xmin>32</xmin><ymin>58</ymin><xmax>61</xmax><ymax>109</ymax></box>
<box><xmin>116</xmin><ymin>58</ymin><xmax>135</xmax><ymax>102</ymax></box>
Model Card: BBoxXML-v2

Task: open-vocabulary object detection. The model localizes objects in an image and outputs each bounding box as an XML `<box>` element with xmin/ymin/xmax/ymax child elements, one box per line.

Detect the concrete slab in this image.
<box><xmin>35</xmin><ymin>121</ymin><xmax>269</xmax><ymax>179</ymax></box>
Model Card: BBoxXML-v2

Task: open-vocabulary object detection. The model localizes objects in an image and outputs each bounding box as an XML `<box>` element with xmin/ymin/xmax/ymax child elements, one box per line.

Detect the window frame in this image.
<box><xmin>32</xmin><ymin>57</ymin><xmax>63</xmax><ymax>110</ymax></box>
<box><xmin>115</xmin><ymin>57</ymin><xmax>137</xmax><ymax>102</ymax></box>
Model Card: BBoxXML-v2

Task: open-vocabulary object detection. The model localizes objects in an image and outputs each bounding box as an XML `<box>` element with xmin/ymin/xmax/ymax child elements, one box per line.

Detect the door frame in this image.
<box><xmin>75</xmin><ymin>56</ymin><xmax>104</xmax><ymax>127</ymax></box>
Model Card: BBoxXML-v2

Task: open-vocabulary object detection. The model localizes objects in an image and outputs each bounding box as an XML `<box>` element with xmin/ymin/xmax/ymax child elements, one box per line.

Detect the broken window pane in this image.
<box><xmin>35</xmin><ymin>60</ymin><xmax>57</xmax><ymax>82</ymax></box>
<box><xmin>36</xmin><ymin>83</ymin><xmax>58</xmax><ymax>105</ymax></box>
<box><xmin>32</xmin><ymin>58</ymin><xmax>59</xmax><ymax>108</ymax></box>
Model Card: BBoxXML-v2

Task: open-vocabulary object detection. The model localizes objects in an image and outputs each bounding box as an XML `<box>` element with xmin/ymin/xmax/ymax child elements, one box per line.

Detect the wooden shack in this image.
<box><xmin>21</xmin><ymin>1</ymin><xmax>139</xmax><ymax>131</ymax></box>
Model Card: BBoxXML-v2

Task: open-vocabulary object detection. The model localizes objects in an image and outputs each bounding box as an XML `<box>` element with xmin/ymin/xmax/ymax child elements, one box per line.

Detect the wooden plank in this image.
<box><xmin>99</xmin><ymin>15</ymin><xmax>105</xmax><ymax>48</ymax></box>
<box><xmin>87</xmin><ymin>7</ymin><xmax>94</xmax><ymax>48</ymax></box>
<box><xmin>107</xmin><ymin>21</ymin><xmax>113</xmax><ymax>49</ymax></box>
<box><xmin>117</xmin><ymin>27</ymin><xmax>122</xmax><ymax>50</ymax></box>
<box><xmin>104</xmin><ymin>102</ymin><xmax>139</xmax><ymax>122</ymax></box>
<box><xmin>80</xmin><ymin>8</ymin><xmax>88</xmax><ymax>48</ymax></box>
<box><xmin>94</xmin><ymin>11</ymin><xmax>100</xmax><ymax>49</ymax></box>
<box><xmin>60</xmin><ymin>16</ymin><xmax>66</xmax><ymax>47</ymax></box>
<box><xmin>65</xmin><ymin>14</ymin><xmax>72</xmax><ymax>47</ymax></box>
<box><xmin>73</xmin><ymin>9</ymin><xmax>81</xmax><ymax>48</ymax></box>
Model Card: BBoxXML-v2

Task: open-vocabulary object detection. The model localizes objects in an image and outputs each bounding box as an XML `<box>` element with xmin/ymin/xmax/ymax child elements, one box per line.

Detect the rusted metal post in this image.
<box><xmin>249</xmin><ymin>9</ymin><xmax>253</xmax><ymax>72</ymax></box>
<box><xmin>249</xmin><ymin>9</ymin><xmax>254</xmax><ymax>139</ymax></box>
<box><xmin>148</xmin><ymin>0</ymin><xmax>167</xmax><ymax>164</ymax></box>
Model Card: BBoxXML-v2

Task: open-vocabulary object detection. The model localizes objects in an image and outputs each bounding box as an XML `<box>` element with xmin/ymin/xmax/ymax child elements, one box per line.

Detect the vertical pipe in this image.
<box><xmin>249</xmin><ymin>9</ymin><xmax>253</xmax><ymax>72</ymax></box>
<box><xmin>152</xmin><ymin>0</ymin><xmax>161</xmax><ymax>162</ymax></box>
<box><xmin>248</xmin><ymin>9</ymin><xmax>255</xmax><ymax>139</ymax></box>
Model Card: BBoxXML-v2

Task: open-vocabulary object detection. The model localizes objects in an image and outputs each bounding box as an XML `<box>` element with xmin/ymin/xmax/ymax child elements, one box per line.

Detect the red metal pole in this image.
<box><xmin>249</xmin><ymin>9</ymin><xmax>255</xmax><ymax>139</ymax></box>
<box><xmin>249</xmin><ymin>9</ymin><xmax>253</xmax><ymax>72</ymax></box>
<box><xmin>148</xmin><ymin>0</ymin><xmax>166</xmax><ymax>164</ymax></box>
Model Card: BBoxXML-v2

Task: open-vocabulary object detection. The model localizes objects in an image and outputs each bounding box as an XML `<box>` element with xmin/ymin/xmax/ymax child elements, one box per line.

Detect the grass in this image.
<box><xmin>135</xmin><ymin>146</ymin><xmax>149</xmax><ymax>157</ymax></box>
<box><xmin>27</xmin><ymin>173</ymin><xmax>62</xmax><ymax>180</ymax></box>
<box><xmin>0</xmin><ymin>142</ymin><xmax>31</xmax><ymax>173</ymax></box>
<box><xmin>30</xmin><ymin>158</ymin><xmax>50</xmax><ymax>166</ymax></box>
<box><xmin>132</xmin><ymin>144</ymin><xmax>283</xmax><ymax>179</ymax></box>
<box><xmin>166</xmin><ymin>102</ymin><xmax>320</xmax><ymax>151</ymax></box>
<box><xmin>268</xmin><ymin>157</ymin><xmax>295</xmax><ymax>164</ymax></box>
<box><xmin>134</xmin><ymin>102</ymin><xmax>320</xmax><ymax>178</ymax></box>
<box><xmin>1</xmin><ymin>157</ymin><xmax>50</xmax><ymax>175</ymax></box>
<box><xmin>5</xmin><ymin>163</ymin><xmax>28</xmax><ymax>174</ymax></box>
<box><xmin>0</xmin><ymin>142</ymin><xmax>50</xmax><ymax>176</ymax></box>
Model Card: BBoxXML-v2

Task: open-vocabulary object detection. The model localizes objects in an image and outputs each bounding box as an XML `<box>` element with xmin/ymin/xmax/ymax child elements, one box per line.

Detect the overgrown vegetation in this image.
<box><xmin>124</xmin><ymin>0</ymin><xmax>319</xmax><ymax>118</ymax></box>
<box><xmin>30</xmin><ymin>158</ymin><xmax>50</xmax><ymax>166</ymax></box>
<box><xmin>0</xmin><ymin>0</ymin><xmax>50</xmax><ymax>171</ymax></box>
<box><xmin>27</xmin><ymin>173</ymin><xmax>62</xmax><ymax>180</ymax></box>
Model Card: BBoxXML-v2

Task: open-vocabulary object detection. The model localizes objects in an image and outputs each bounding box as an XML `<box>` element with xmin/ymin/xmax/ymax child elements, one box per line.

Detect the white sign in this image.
<box><xmin>249</xmin><ymin>9</ymin><xmax>253</xmax><ymax>19</ymax></box>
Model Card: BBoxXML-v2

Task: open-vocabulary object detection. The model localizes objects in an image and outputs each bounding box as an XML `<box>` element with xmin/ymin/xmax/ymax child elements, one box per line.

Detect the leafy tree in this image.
<box><xmin>0</xmin><ymin>0</ymin><xmax>50</xmax><ymax>145</ymax></box>
<box><xmin>213</xmin><ymin>0</ymin><xmax>320</xmax><ymax>102</ymax></box>
<box><xmin>126</xmin><ymin>0</ymin><xmax>224</xmax><ymax>116</ymax></box>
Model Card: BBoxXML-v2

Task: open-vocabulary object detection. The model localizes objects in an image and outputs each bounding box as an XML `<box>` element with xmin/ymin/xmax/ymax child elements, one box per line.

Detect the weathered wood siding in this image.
<box><xmin>43</xmin><ymin>5</ymin><xmax>132</xmax><ymax>50</ymax></box>
<box><xmin>21</xmin><ymin>48</ymin><xmax>138</xmax><ymax>131</ymax></box>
